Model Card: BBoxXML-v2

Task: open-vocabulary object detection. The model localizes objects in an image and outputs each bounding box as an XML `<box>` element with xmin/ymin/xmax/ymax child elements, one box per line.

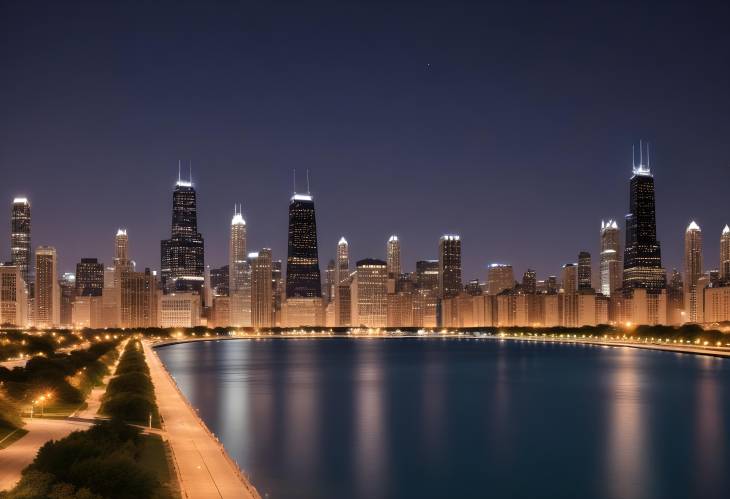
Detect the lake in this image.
<box><xmin>157</xmin><ymin>338</ymin><xmax>730</xmax><ymax>499</ymax></box>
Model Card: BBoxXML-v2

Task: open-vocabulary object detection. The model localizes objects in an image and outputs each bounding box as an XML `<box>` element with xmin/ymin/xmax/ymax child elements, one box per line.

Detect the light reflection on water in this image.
<box><xmin>158</xmin><ymin>338</ymin><xmax>730</xmax><ymax>499</ymax></box>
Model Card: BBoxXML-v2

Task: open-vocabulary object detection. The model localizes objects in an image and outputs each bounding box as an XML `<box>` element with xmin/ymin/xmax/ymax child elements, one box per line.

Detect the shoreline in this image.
<box><xmin>143</xmin><ymin>340</ymin><xmax>260</xmax><ymax>499</ymax></box>
<box><xmin>152</xmin><ymin>333</ymin><xmax>730</xmax><ymax>359</ymax></box>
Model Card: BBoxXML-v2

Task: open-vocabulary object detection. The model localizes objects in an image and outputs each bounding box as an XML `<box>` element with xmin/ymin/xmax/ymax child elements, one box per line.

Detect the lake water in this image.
<box><xmin>157</xmin><ymin>338</ymin><xmax>730</xmax><ymax>499</ymax></box>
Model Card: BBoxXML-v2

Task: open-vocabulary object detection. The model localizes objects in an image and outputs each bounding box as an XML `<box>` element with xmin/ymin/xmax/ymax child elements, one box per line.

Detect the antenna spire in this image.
<box><xmin>178</xmin><ymin>160</ymin><xmax>181</xmax><ymax>183</ymax></box>
<box><xmin>293</xmin><ymin>169</ymin><xmax>296</xmax><ymax>194</ymax></box>
<box><xmin>306</xmin><ymin>169</ymin><xmax>311</xmax><ymax>194</ymax></box>
<box><xmin>647</xmin><ymin>142</ymin><xmax>650</xmax><ymax>169</ymax></box>
<box><xmin>639</xmin><ymin>139</ymin><xmax>643</xmax><ymax>165</ymax></box>
<box><xmin>189</xmin><ymin>160</ymin><xmax>192</xmax><ymax>185</ymax></box>
<box><xmin>632</xmin><ymin>145</ymin><xmax>635</xmax><ymax>168</ymax></box>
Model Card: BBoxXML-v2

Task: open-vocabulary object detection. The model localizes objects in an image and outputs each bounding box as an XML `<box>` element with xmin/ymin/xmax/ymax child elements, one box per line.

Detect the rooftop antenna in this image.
<box><xmin>647</xmin><ymin>142</ymin><xmax>651</xmax><ymax>169</ymax></box>
<box><xmin>178</xmin><ymin>160</ymin><xmax>182</xmax><ymax>183</ymax></box>
<box><xmin>189</xmin><ymin>160</ymin><xmax>192</xmax><ymax>184</ymax></box>
<box><xmin>632</xmin><ymin>145</ymin><xmax>635</xmax><ymax>168</ymax></box>
<box><xmin>306</xmin><ymin>169</ymin><xmax>311</xmax><ymax>195</ymax></box>
<box><xmin>293</xmin><ymin>169</ymin><xmax>296</xmax><ymax>194</ymax></box>
<box><xmin>639</xmin><ymin>139</ymin><xmax>643</xmax><ymax>165</ymax></box>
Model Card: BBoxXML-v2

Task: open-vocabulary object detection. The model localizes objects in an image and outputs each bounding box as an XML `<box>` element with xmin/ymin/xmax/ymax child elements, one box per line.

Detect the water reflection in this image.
<box><xmin>605</xmin><ymin>347</ymin><xmax>649</xmax><ymax>499</ymax></box>
<box><xmin>694</xmin><ymin>358</ymin><xmax>725</xmax><ymax>498</ymax></box>
<box><xmin>354</xmin><ymin>340</ymin><xmax>387</xmax><ymax>498</ymax></box>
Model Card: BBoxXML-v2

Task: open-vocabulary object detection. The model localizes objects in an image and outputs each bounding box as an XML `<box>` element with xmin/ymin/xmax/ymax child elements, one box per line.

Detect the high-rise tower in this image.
<box><xmin>438</xmin><ymin>235</ymin><xmax>462</xmax><ymax>298</ymax></box>
<box><xmin>387</xmin><ymin>235</ymin><xmax>401</xmax><ymax>278</ymax></box>
<box><xmin>250</xmin><ymin>249</ymin><xmax>273</xmax><ymax>328</ymax></box>
<box><xmin>11</xmin><ymin>197</ymin><xmax>31</xmax><ymax>286</ymax></box>
<box><xmin>161</xmin><ymin>165</ymin><xmax>205</xmax><ymax>293</ymax></box>
<box><xmin>600</xmin><ymin>219</ymin><xmax>622</xmax><ymax>296</ymax></box>
<box><xmin>721</xmin><ymin>225</ymin><xmax>730</xmax><ymax>283</ymax></box>
<box><xmin>34</xmin><ymin>246</ymin><xmax>59</xmax><ymax>327</ymax></box>
<box><xmin>285</xmin><ymin>182</ymin><xmax>321</xmax><ymax>298</ymax></box>
<box><xmin>114</xmin><ymin>229</ymin><xmax>129</xmax><ymax>267</ymax></box>
<box><xmin>623</xmin><ymin>142</ymin><xmax>665</xmax><ymax>293</ymax></box>
<box><xmin>577</xmin><ymin>251</ymin><xmax>592</xmax><ymax>290</ymax></box>
<box><xmin>684</xmin><ymin>221</ymin><xmax>703</xmax><ymax>322</ymax></box>
<box><xmin>336</xmin><ymin>237</ymin><xmax>349</xmax><ymax>285</ymax></box>
<box><xmin>229</xmin><ymin>204</ymin><xmax>251</xmax><ymax>326</ymax></box>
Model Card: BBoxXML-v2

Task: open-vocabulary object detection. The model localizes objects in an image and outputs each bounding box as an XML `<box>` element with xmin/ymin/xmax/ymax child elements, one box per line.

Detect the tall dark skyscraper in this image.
<box><xmin>285</xmin><ymin>192</ymin><xmax>321</xmax><ymax>298</ymax></box>
<box><xmin>161</xmin><ymin>167</ymin><xmax>205</xmax><ymax>293</ymax></box>
<box><xmin>76</xmin><ymin>258</ymin><xmax>104</xmax><ymax>296</ymax></box>
<box><xmin>577</xmin><ymin>251</ymin><xmax>592</xmax><ymax>290</ymax></box>
<box><xmin>438</xmin><ymin>235</ymin><xmax>462</xmax><ymax>298</ymax></box>
<box><xmin>623</xmin><ymin>143</ymin><xmax>665</xmax><ymax>293</ymax></box>
<box><xmin>11</xmin><ymin>197</ymin><xmax>31</xmax><ymax>286</ymax></box>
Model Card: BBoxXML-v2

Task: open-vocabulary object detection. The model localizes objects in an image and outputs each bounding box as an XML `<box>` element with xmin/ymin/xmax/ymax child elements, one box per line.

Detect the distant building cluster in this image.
<box><xmin>2</xmin><ymin>145</ymin><xmax>729</xmax><ymax>330</ymax></box>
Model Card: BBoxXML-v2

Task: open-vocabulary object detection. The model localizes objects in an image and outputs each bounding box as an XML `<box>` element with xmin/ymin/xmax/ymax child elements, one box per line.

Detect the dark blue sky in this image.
<box><xmin>1</xmin><ymin>1</ymin><xmax>729</xmax><ymax>283</ymax></box>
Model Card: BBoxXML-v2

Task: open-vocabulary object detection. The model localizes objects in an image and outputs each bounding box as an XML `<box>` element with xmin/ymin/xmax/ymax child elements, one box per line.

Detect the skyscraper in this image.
<box><xmin>271</xmin><ymin>259</ymin><xmax>283</xmax><ymax>325</ymax></box>
<box><xmin>115</xmin><ymin>228</ymin><xmax>129</xmax><ymax>267</ymax></box>
<box><xmin>600</xmin><ymin>219</ymin><xmax>622</xmax><ymax>296</ymax></box>
<box><xmin>487</xmin><ymin>264</ymin><xmax>514</xmax><ymax>295</ymax></box>
<box><xmin>721</xmin><ymin>224</ymin><xmax>730</xmax><ymax>283</ymax></box>
<box><xmin>667</xmin><ymin>269</ymin><xmax>684</xmax><ymax>325</ymax></box>
<box><xmin>577</xmin><ymin>251</ymin><xmax>592</xmax><ymax>290</ymax></box>
<box><xmin>324</xmin><ymin>259</ymin><xmax>336</xmax><ymax>303</ymax></box>
<box><xmin>352</xmin><ymin>258</ymin><xmax>388</xmax><ymax>327</ymax></box>
<box><xmin>34</xmin><ymin>246</ymin><xmax>59</xmax><ymax>327</ymax></box>
<box><xmin>416</xmin><ymin>260</ymin><xmax>439</xmax><ymax>292</ymax></box>
<box><xmin>336</xmin><ymin>237</ymin><xmax>349</xmax><ymax>284</ymax></box>
<box><xmin>561</xmin><ymin>263</ymin><xmax>577</xmax><ymax>295</ymax></box>
<box><xmin>161</xmin><ymin>167</ymin><xmax>205</xmax><ymax>294</ymax></box>
<box><xmin>285</xmin><ymin>191</ymin><xmax>321</xmax><ymax>298</ymax></box>
<box><xmin>250</xmin><ymin>249</ymin><xmax>273</xmax><ymax>328</ymax></box>
<box><xmin>623</xmin><ymin>142</ymin><xmax>665</xmax><ymax>292</ymax></box>
<box><xmin>229</xmin><ymin>205</ymin><xmax>251</xmax><ymax>327</ymax></box>
<box><xmin>522</xmin><ymin>269</ymin><xmax>537</xmax><ymax>294</ymax></box>
<box><xmin>387</xmin><ymin>235</ymin><xmax>401</xmax><ymax>278</ymax></box>
<box><xmin>684</xmin><ymin>221</ymin><xmax>703</xmax><ymax>322</ymax></box>
<box><xmin>0</xmin><ymin>264</ymin><xmax>27</xmax><ymax>327</ymax></box>
<box><xmin>11</xmin><ymin>197</ymin><xmax>31</xmax><ymax>286</ymax></box>
<box><xmin>76</xmin><ymin>258</ymin><xmax>104</xmax><ymax>297</ymax></box>
<box><xmin>439</xmin><ymin>235</ymin><xmax>462</xmax><ymax>298</ymax></box>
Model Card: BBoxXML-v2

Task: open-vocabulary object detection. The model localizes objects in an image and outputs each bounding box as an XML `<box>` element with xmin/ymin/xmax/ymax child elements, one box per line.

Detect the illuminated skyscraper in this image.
<box><xmin>229</xmin><ymin>204</ymin><xmax>251</xmax><ymax>327</ymax></box>
<box><xmin>577</xmin><ymin>251</ymin><xmax>592</xmax><ymax>290</ymax></box>
<box><xmin>324</xmin><ymin>259</ymin><xmax>336</xmax><ymax>303</ymax></box>
<box><xmin>487</xmin><ymin>264</ymin><xmax>514</xmax><ymax>295</ymax></box>
<box><xmin>11</xmin><ymin>197</ymin><xmax>31</xmax><ymax>286</ymax></box>
<box><xmin>684</xmin><ymin>221</ymin><xmax>703</xmax><ymax>322</ymax></box>
<box><xmin>623</xmin><ymin>142</ymin><xmax>665</xmax><ymax>292</ymax></box>
<box><xmin>721</xmin><ymin>224</ymin><xmax>730</xmax><ymax>283</ymax></box>
<box><xmin>600</xmin><ymin>219</ymin><xmax>622</xmax><ymax>296</ymax></box>
<box><xmin>416</xmin><ymin>260</ymin><xmax>439</xmax><ymax>292</ymax></box>
<box><xmin>285</xmin><ymin>190</ymin><xmax>321</xmax><ymax>298</ymax></box>
<box><xmin>522</xmin><ymin>269</ymin><xmax>537</xmax><ymax>294</ymax></box>
<box><xmin>250</xmin><ymin>249</ymin><xmax>273</xmax><ymax>328</ymax></box>
<box><xmin>76</xmin><ymin>258</ymin><xmax>104</xmax><ymax>297</ymax></box>
<box><xmin>115</xmin><ymin>228</ymin><xmax>129</xmax><ymax>267</ymax></box>
<box><xmin>439</xmin><ymin>235</ymin><xmax>462</xmax><ymax>299</ymax></box>
<box><xmin>387</xmin><ymin>235</ymin><xmax>401</xmax><ymax>278</ymax></box>
<box><xmin>667</xmin><ymin>268</ymin><xmax>684</xmax><ymax>324</ymax></box>
<box><xmin>352</xmin><ymin>258</ymin><xmax>388</xmax><ymax>327</ymax></box>
<box><xmin>0</xmin><ymin>265</ymin><xmax>27</xmax><ymax>326</ymax></box>
<box><xmin>161</xmin><ymin>166</ymin><xmax>205</xmax><ymax>293</ymax></box>
<box><xmin>561</xmin><ymin>263</ymin><xmax>577</xmax><ymax>295</ymax></box>
<box><xmin>336</xmin><ymin>237</ymin><xmax>349</xmax><ymax>284</ymax></box>
<box><xmin>34</xmin><ymin>246</ymin><xmax>59</xmax><ymax>327</ymax></box>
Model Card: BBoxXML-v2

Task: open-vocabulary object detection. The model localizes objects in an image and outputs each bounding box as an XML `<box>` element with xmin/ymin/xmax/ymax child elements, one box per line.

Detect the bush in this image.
<box><xmin>1</xmin><ymin>421</ymin><xmax>162</xmax><ymax>499</ymax></box>
<box><xmin>105</xmin><ymin>372</ymin><xmax>153</xmax><ymax>398</ymax></box>
<box><xmin>100</xmin><ymin>393</ymin><xmax>155</xmax><ymax>424</ymax></box>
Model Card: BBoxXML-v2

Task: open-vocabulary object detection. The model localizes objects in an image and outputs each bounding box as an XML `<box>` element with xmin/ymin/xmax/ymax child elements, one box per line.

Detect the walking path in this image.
<box><xmin>143</xmin><ymin>340</ymin><xmax>259</xmax><ymax>499</ymax></box>
<box><xmin>0</xmin><ymin>418</ymin><xmax>92</xmax><ymax>490</ymax></box>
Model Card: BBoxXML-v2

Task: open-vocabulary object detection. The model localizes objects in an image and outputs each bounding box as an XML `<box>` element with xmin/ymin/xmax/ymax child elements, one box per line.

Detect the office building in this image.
<box><xmin>34</xmin><ymin>246</ymin><xmax>59</xmax><ymax>327</ymax></box>
<box><xmin>76</xmin><ymin>258</ymin><xmax>104</xmax><ymax>297</ymax></box>
<box><xmin>250</xmin><ymin>249</ymin><xmax>273</xmax><ymax>328</ymax></box>
<box><xmin>229</xmin><ymin>205</ymin><xmax>251</xmax><ymax>327</ymax></box>
<box><xmin>487</xmin><ymin>264</ymin><xmax>514</xmax><ymax>295</ymax></box>
<box><xmin>438</xmin><ymin>235</ymin><xmax>462</xmax><ymax>298</ymax></box>
<box><xmin>11</xmin><ymin>197</ymin><xmax>31</xmax><ymax>286</ymax></box>
<box><xmin>161</xmin><ymin>167</ymin><xmax>205</xmax><ymax>293</ymax></box>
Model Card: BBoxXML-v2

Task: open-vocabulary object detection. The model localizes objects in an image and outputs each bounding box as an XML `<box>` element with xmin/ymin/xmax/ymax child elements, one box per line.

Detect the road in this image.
<box><xmin>0</xmin><ymin>418</ymin><xmax>91</xmax><ymax>490</ymax></box>
<box><xmin>143</xmin><ymin>341</ymin><xmax>259</xmax><ymax>499</ymax></box>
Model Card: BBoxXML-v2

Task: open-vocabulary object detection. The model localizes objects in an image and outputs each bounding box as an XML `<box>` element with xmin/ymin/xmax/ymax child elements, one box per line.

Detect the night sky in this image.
<box><xmin>1</xmin><ymin>1</ymin><xmax>729</xmax><ymax>284</ymax></box>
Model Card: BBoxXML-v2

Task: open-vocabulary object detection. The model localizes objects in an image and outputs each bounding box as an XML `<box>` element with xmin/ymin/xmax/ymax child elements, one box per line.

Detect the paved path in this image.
<box><xmin>0</xmin><ymin>418</ymin><xmax>91</xmax><ymax>490</ymax></box>
<box><xmin>143</xmin><ymin>341</ymin><xmax>259</xmax><ymax>499</ymax></box>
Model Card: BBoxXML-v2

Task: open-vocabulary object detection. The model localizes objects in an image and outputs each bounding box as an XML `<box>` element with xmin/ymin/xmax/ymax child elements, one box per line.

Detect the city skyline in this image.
<box><xmin>2</xmin><ymin>2</ymin><xmax>730</xmax><ymax>282</ymax></box>
<box><xmin>3</xmin><ymin>156</ymin><xmax>729</xmax><ymax>289</ymax></box>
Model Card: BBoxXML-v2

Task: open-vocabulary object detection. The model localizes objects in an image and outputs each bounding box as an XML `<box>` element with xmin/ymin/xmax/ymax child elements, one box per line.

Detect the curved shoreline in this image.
<box><xmin>143</xmin><ymin>340</ymin><xmax>260</xmax><ymax>499</ymax></box>
<box><xmin>151</xmin><ymin>333</ymin><xmax>730</xmax><ymax>359</ymax></box>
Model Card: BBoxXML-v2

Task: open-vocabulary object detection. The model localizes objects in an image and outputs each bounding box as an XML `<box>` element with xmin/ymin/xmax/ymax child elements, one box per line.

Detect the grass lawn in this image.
<box><xmin>0</xmin><ymin>426</ymin><xmax>29</xmax><ymax>449</ymax></box>
<box><xmin>138</xmin><ymin>433</ymin><xmax>181</xmax><ymax>499</ymax></box>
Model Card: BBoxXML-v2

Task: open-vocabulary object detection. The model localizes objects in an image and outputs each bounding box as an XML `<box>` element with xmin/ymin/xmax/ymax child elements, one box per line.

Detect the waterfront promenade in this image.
<box><xmin>143</xmin><ymin>340</ymin><xmax>259</xmax><ymax>499</ymax></box>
